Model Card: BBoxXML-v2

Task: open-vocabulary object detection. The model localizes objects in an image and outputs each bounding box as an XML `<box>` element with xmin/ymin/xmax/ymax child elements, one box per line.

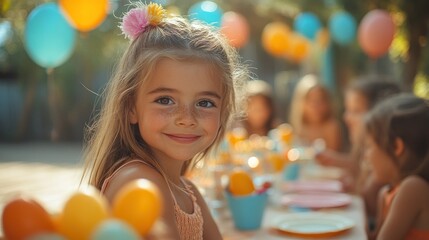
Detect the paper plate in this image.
<box><xmin>271</xmin><ymin>212</ymin><xmax>354</xmax><ymax>238</ymax></box>
<box><xmin>282</xmin><ymin>180</ymin><xmax>343</xmax><ymax>193</ymax></box>
<box><xmin>281</xmin><ymin>192</ymin><xmax>352</xmax><ymax>209</ymax></box>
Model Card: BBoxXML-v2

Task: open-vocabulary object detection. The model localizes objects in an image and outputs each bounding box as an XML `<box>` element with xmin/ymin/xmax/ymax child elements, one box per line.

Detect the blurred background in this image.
<box><xmin>0</xmin><ymin>0</ymin><xmax>428</xmax><ymax>142</ymax></box>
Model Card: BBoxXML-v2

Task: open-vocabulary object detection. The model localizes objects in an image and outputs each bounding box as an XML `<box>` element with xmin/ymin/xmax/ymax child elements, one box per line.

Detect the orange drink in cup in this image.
<box><xmin>278</xmin><ymin>123</ymin><xmax>293</xmax><ymax>146</ymax></box>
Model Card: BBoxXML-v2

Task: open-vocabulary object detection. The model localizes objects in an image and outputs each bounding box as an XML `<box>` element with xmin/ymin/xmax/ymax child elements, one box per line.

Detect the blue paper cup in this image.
<box><xmin>225</xmin><ymin>191</ymin><xmax>268</xmax><ymax>231</ymax></box>
<box><xmin>283</xmin><ymin>162</ymin><xmax>300</xmax><ymax>181</ymax></box>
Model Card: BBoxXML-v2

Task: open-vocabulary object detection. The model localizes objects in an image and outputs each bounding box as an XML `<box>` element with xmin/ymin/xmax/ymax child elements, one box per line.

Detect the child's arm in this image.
<box><xmin>361</xmin><ymin>173</ymin><xmax>387</xmax><ymax>222</ymax></box>
<box><xmin>376</xmin><ymin>176</ymin><xmax>424</xmax><ymax>240</ymax></box>
<box><xmin>103</xmin><ymin>161</ymin><xmax>181</xmax><ymax>239</ymax></box>
<box><xmin>185</xmin><ymin>179</ymin><xmax>223</xmax><ymax>240</ymax></box>
<box><xmin>369</xmin><ymin>185</ymin><xmax>388</xmax><ymax>240</ymax></box>
<box><xmin>324</xmin><ymin>119</ymin><xmax>342</xmax><ymax>151</ymax></box>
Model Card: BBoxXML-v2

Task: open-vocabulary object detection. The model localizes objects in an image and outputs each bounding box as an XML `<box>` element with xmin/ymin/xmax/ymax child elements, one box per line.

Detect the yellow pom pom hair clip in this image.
<box><xmin>120</xmin><ymin>2</ymin><xmax>166</xmax><ymax>40</ymax></box>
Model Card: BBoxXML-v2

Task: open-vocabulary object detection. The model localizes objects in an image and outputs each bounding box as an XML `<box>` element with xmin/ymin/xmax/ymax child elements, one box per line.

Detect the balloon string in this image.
<box><xmin>46</xmin><ymin>68</ymin><xmax>54</xmax><ymax>82</ymax></box>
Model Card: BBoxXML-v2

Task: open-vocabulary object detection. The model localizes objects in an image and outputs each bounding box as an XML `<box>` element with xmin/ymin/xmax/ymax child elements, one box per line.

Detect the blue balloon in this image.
<box><xmin>329</xmin><ymin>11</ymin><xmax>356</xmax><ymax>45</ymax></box>
<box><xmin>25</xmin><ymin>3</ymin><xmax>76</xmax><ymax>69</ymax></box>
<box><xmin>91</xmin><ymin>220</ymin><xmax>139</xmax><ymax>240</ymax></box>
<box><xmin>293</xmin><ymin>12</ymin><xmax>322</xmax><ymax>40</ymax></box>
<box><xmin>188</xmin><ymin>1</ymin><xmax>223</xmax><ymax>28</ymax></box>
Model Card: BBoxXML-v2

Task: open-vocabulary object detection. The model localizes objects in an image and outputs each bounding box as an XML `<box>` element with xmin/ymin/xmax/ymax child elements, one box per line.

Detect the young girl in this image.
<box><xmin>289</xmin><ymin>74</ymin><xmax>342</xmax><ymax>150</ymax></box>
<box><xmin>241</xmin><ymin>79</ymin><xmax>279</xmax><ymax>137</ymax></box>
<box><xmin>364</xmin><ymin>94</ymin><xmax>429</xmax><ymax>240</ymax></box>
<box><xmin>82</xmin><ymin>3</ymin><xmax>247</xmax><ymax>239</ymax></box>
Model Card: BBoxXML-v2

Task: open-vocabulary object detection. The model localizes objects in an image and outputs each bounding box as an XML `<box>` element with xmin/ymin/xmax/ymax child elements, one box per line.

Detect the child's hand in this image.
<box><xmin>314</xmin><ymin>150</ymin><xmax>336</xmax><ymax>166</ymax></box>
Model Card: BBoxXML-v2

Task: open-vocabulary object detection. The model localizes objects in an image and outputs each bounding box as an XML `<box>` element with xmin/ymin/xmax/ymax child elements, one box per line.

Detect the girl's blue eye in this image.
<box><xmin>155</xmin><ymin>97</ymin><xmax>174</xmax><ymax>105</ymax></box>
<box><xmin>197</xmin><ymin>100</ymin><xmax>215</xmax><ymax>108</ymax></box>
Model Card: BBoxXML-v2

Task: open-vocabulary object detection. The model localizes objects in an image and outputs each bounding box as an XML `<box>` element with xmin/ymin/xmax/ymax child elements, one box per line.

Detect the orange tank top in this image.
<box><xmin>101</xmin><ymin>159</ymin><xmax>204</xmax><ymax>240</ymax></box>
<box><xmin>383</xmin><ymin>185</ymin><xmax>429</xmax><ymax>240</ymax></box>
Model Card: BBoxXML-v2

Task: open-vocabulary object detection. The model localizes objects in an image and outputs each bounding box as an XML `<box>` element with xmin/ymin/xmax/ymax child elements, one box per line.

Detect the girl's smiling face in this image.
<box><xmin>130</xmin><ymin>58</ymin><xmax>223</xmax><ymax>163</ymax></box>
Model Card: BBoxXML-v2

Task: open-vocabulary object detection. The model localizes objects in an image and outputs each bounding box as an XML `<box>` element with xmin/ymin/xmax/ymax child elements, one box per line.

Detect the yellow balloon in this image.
<box><xmin>112</xmin><ymin>179</ymin><xmax>163</xmax><ymax>236</ymax></box>
<box><xmin>262</xmin><ymin>22</ymin><xmax>291</xmax><ymax>57</ymax></box>
<box><xmin>59</xmin><ymin>0</ymin><xmax>109</xmax><ymax>32</ymax></box>
<box><xmin>58</xmin><ymin>187</ymin><xmax>109</xmax><ymax>240</ymax></box>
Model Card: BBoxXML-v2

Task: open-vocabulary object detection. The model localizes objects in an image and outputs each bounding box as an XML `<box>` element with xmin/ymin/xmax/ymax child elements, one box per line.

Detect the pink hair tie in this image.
<box><xmin>120</xmin><ymin>3</ymin><xmax>166</xmax><ymax>40</ymax></box>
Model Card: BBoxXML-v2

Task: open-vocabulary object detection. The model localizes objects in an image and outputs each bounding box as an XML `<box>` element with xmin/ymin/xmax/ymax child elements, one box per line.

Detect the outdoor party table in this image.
<box><xmin>200</xmin><ymin>161</ymin><xmax>369</xmax><ymax>240</ymax></box>
<box><xmin>217</xmin><ymin>194</ymin><xmax>367</xmax><ymax>240</ymax></box>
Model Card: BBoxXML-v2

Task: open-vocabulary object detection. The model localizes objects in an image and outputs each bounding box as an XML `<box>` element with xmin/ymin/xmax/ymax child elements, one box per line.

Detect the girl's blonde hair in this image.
<box><xmin>82</xmin><ymin>15</ymin><xmax>248</xmax><ymax>189</ymax></box>
<box><xmin>365</xmin><ymin>94</ymin><xmax>429</xmax><ymax>180</ymax></box>
<box><xmin>289</xmin><ymin>74</ymin><xmax>334</xmax><ymax>134</ymax></box>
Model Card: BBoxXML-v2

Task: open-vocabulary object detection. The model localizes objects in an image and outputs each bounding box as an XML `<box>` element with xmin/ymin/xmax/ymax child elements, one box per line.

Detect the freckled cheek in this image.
<box><xmin>198</xmin><ymin>111</ymin><xmax>221</xmax><ymax>131</ymax></box>
<box><xmin>140</xmin><ymin>109</ymin><xmax>171</xmax><ymax>128</ymax></box>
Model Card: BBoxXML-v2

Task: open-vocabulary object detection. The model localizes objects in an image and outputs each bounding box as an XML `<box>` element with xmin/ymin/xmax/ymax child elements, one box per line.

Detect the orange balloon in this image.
<box><xmin>1</xmin><ymin>197</ymin><xmax>55</xmax><ymax>240</ymax></box>
<box><xmin>285</xmin><ymin>33</ymin><xmax>310</xmax><ymax>63</ymax></box>
<box><xmin>58</xmin><ymin>187</ymin><xmax>109</xmax><ymax>240</ymax></box>
<box><xmin>228</xmin><ymin>170</ymin><xmax>255</xmax><ymax>196</ymax></box>
<box><xmin>59</xmin><ymin>0</ymin><xmax>109</xmax><ymax>32</ymax></box>
<box><xmin>112</xmin><ymin>179</ymin><xmax>163</xmax><ymax>236</ymax></box>
<box><xmin>262</xmin><ymin>22</ymin><xmax>291</xmax><ymax>57</ymax></box>
<box><xmin>221</xmin><ymin>11</ymin><xmax>250</xmax><ymax>48</ymax></box>
<box><xmin>50</xmin><ymin>213</ymin><xmax>62</xmax><ymax>233</ymax></box>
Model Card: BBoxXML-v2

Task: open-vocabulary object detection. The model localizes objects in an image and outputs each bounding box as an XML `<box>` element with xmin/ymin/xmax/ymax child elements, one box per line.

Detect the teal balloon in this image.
<box><xmin>293</xmin><ymin>12</ymin><xmax>322</xmax><ymax>40</ymax></box>
<box><xmin>25</xmin><ymin>3</ymin><xmax>76</xmax><ymax>69</ymax></box>
<box><xmin>188</xmin><ymin>1</ymin><xmax>223</xmax><ymax>28</ymax></box>
<box><xmin>91</xmin><ymin>220</ymin><xmax>139</xmax><ymax>240</ymax></box>
<box><xmin>329</xmin><ymin>11</ymin><xmax>356</xmax><ymax>45</ymax></box>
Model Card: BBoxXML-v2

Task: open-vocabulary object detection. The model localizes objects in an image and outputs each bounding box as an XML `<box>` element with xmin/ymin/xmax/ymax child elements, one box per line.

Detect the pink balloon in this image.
<box><xmin>221</xmin><ymin>12</ymin><xmax>249</xmax><ymax>48</ymax></box>
<box><xmin>358</xmin><ymin>9</ymin><xmax>395</xmax><ymax>58</ymax></box>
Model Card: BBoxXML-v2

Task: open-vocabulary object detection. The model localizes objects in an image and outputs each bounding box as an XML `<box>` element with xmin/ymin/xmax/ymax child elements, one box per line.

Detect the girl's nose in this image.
<box><xmin>175</xmin><ymin>105</ymin><xmax>197</xmax><ymax>127</ymax></box>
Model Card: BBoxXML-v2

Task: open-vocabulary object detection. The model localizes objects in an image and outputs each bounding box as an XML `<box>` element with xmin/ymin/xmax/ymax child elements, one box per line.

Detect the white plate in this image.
<box><xmin>271</xmin><ymin>212</ymin><xmax>354</xmax><ymax>238</ymax></box>
<box><xmin>281</xmin><ymin>192</ymin><xmax>352</xmax><ymax>209</ymax></box>
<box><xmin>282</xmin><ymin>180</ymin><xmax>343</xmax><ymax>193</ymax></box>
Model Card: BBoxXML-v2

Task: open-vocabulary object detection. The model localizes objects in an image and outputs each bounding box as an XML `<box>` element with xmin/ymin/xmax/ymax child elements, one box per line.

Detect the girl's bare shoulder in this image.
<box><xmin>397</xmin><ymin>175</ymin><xmax>429</xmax><ymax>200</ymax></box>
<box><xmin>103</xmin><ymin>159</ymin><xmax>170</xmax><ymax>202</ymax></box>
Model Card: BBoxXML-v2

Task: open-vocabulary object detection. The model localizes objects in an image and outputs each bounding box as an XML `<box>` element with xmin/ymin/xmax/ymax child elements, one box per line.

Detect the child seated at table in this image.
<box><xmin>289</xmin><ymin>74</ymin><xmax>342</xmax><ymax>150</ymax></box>
<box><xmin>315</xmin><ymin>77</ymin><xmax>401</xmax><ymax>222</ymax></box>
<box><xmin>240</xmin><ymin>79</ymin><xmax>280</xmax><ymax>137</ymax></box>
<box><xmin>364</xmin><ymin>94</ymin><xmax>429</xmax><ymax>240</ymax></box>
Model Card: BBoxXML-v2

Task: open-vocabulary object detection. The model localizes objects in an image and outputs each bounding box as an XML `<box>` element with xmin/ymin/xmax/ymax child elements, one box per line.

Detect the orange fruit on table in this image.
<box><xmin>228</xmin><ymin>170</ymin><xmax>255</xmax><ymax>196</ymax></box>
<box><xmin>112</xmin><ymin>178</ymin><xmax>163</xmax><ymax>236</ymax></box>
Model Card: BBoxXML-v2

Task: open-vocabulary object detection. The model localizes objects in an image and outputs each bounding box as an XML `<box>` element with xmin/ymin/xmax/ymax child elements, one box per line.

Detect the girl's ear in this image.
<box><xmin>394</xmin><ymin>137</ymin><xmax>405</xmax><ymax>157</ymax></box>
<box><xmin>129</xmin><ymin>106</ymin><xmax>138</xmax><ymax>124</ymax></box>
